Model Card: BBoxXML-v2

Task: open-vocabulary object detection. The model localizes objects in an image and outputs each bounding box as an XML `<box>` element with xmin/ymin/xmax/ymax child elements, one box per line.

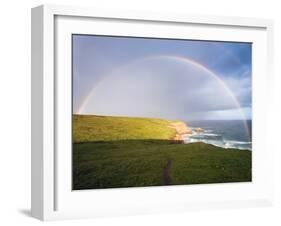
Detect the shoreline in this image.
<box><xmin>170</xmin><ymin>121</ymin><xmax>251</xmax><ymax>151</ymax></box>
<box><xmin>170</xmin><ymin>121</ymin><xmax>192</xmax><ymax>143</ymax></box>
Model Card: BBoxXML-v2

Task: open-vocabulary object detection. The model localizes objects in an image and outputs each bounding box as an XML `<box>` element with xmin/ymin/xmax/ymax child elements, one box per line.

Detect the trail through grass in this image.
<box><xmin>73</xmin><ymin>115</ymin><xmax>252</xmax><ymax>190</ymax></box>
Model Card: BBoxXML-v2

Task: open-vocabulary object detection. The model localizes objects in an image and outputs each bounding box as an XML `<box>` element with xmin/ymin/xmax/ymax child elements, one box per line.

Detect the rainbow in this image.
<box><xmin>76</xmin><ymin>55</ymin><xmax>250</xmax><ymax>137</ymax></box>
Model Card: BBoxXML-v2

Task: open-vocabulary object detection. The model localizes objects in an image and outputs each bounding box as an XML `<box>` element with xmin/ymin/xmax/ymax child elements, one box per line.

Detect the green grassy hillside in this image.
<box><xmin>73</xmin><ymin>115</ymin><xmax>252</xmax><ymax>190</ymax></box>
<box><xmin>73</xmin><ymin>115</ymin><xmax>178</xmax><ymax>142</ymax></box>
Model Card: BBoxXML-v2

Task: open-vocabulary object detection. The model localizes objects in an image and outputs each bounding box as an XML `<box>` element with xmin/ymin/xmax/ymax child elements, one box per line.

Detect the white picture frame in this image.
<box><xmin>31</xmin><ymin>4</ymin><xmax>274</xmax><ymax>221</ymax></box>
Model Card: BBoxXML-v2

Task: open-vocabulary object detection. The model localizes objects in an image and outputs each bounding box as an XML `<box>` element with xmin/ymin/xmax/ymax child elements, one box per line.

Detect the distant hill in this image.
<box><xmin>73</xmin><ymin>114</ymin><xmax>180</xmax><ymax>143</ymax></box>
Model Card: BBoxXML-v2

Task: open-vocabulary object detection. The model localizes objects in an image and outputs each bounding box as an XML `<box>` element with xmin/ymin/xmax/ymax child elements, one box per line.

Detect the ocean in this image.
<box><xmin>184</xmin><ymin>120</ymin><xmax>252</xmax><ymax>150</ymax></box>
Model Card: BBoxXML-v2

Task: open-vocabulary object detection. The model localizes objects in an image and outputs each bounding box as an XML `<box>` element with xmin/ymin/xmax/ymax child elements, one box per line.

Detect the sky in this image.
<box><xmin>73</xmin><ymin>34</ymin><xmax>252</xmax><ymax>121</ymax></box>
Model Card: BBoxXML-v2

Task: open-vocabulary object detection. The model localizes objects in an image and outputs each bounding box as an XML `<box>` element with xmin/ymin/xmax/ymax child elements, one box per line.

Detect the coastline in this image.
<box><xmin>170</xmin><ymin>120</ymin><xmax>251</xmax><ymax>150</ymax></box>
<box><xmin>170</xmin><ymin>121</ymin><xmax>192</xmax><ymax>142</ymax></box>
<box><xmin>73</xmin><ymin>115</ymin><xmax>252</xmax><ymax>189</ymax></box>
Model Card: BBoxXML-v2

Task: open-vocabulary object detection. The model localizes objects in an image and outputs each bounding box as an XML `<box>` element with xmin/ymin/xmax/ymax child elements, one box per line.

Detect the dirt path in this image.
<box><xmin>163</xmin><ymin>159</ymin><xmax>173</xmax><ymax>185</ymax></box>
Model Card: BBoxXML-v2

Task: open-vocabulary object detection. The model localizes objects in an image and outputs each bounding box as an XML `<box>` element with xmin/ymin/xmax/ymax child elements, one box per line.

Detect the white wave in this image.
<box><xmin>224</xmin><ymin>140</ymin><xmax>252</xmax><ymax>150</ymax></box>
<box><xmin>224</xmin><ymin>140</ymin><xmax>252</xmax><ymax>144</ymax></box>
<box><xmin>184</xmin><ymin>136</ymin><xmax>252</xmax><ymax>151</ymax></box>
<box><xmin>203</xmin><ymin>133</ymin><xmax>221</xmax><ymax>137</ymax></box>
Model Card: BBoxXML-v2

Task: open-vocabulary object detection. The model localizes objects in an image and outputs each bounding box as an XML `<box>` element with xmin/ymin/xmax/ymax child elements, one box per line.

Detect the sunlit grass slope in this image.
<box><xmin>73</xmin><ymin>114</ymin><xmax>177</xmax><ymax>142</ymax></box>
<box><xmin>73</xmin><ymin>115</ymin><xmax>251</xmax><ymax>190</ymax></box>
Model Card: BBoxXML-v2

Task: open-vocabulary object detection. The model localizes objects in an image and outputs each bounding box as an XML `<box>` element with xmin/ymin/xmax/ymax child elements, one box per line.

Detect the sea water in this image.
<box><xmin>183</xmin><ymin>120</ymin><xmax>252</xmax><ymax>150</ymax></box>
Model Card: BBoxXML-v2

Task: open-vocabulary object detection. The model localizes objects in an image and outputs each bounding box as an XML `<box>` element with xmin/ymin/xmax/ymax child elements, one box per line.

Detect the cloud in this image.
<box><xmin>81</xmin><ymin>57</ymin><xmax>251</xmax><ymax>120</ymax></box>
<box><xmin>222</xmin><ymin>69</ymin><xmax>252</xmax><ymax>108</ymax></box>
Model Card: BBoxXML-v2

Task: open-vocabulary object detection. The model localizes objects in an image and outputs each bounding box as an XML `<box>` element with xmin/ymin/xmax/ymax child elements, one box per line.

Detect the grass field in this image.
<box><xmin>73</xmin><ymin>115</ymin><xmax>252</xmax><ymax>190</ymax></box>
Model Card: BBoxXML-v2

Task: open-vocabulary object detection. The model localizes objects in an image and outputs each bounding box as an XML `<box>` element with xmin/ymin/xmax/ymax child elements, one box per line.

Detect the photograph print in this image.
<box><xmin>72</xmin><ymin>35</ymin><xmax>252</xmax><ymax>190</ymax></box>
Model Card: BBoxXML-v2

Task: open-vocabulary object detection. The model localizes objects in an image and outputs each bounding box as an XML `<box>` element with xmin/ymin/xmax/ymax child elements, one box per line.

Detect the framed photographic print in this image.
<box><xmin>31</xmin><ymin>4</ymin><xmax>274</xmax><ymax>221</ymax></box>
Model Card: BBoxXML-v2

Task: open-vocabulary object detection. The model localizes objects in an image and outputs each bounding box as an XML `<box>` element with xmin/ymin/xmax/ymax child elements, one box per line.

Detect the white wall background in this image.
<box><xmin>0</xmin><ymin>0</ymin><xmax>280</xmax><ymax>225</ymax></box>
